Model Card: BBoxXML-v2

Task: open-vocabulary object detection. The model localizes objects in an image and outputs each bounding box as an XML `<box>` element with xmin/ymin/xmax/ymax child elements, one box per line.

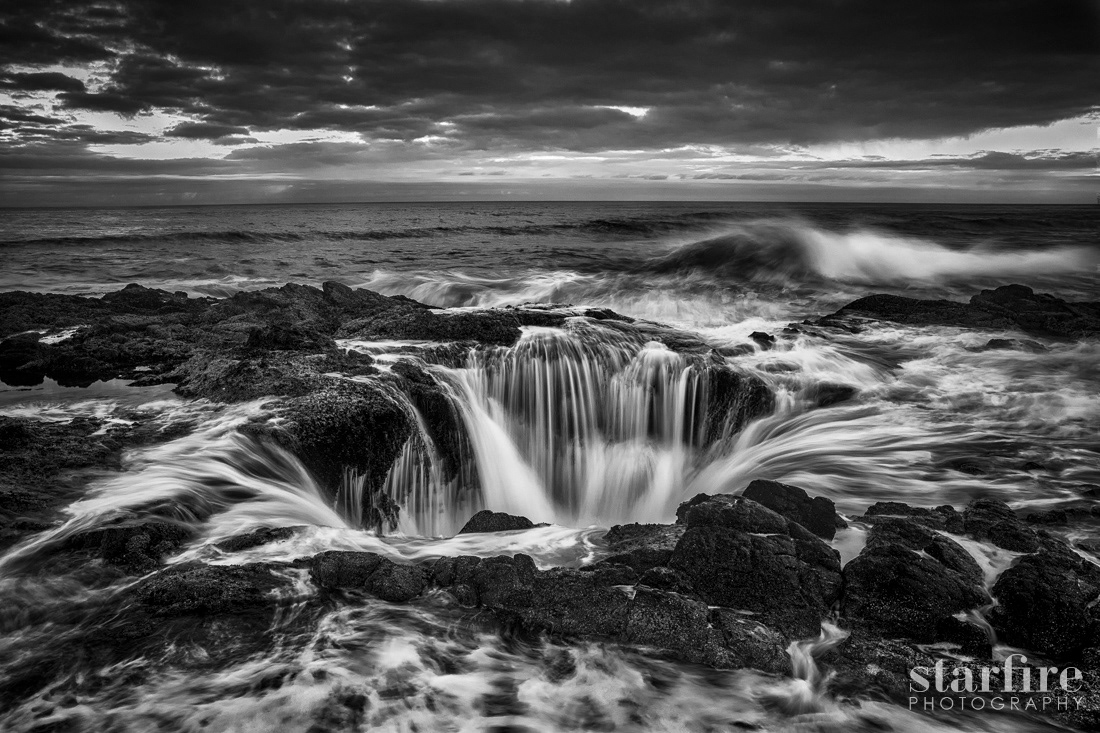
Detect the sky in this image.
<box><xmin>1</xmin><ymin>0</ymin><xmax>1098</xmax><ymax>206</ymax></box>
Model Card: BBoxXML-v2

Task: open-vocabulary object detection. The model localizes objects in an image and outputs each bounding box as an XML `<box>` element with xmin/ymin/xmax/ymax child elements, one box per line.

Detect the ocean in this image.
<box><xmin>1</xmin><ymin>201</ymin><xmax>1098</xmax><ymax>731</ymax></box>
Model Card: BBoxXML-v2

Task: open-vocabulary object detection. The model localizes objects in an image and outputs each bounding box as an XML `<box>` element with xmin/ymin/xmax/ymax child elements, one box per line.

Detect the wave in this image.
<box><xmin>0</xmin><ymin>212</ymin><xmax>730</xmax><ymax>248</ymax></box>
<box><xmin>644</xmin><ymin>220</ymin><xmax>1097</xmax><ymax>285</ymax></box>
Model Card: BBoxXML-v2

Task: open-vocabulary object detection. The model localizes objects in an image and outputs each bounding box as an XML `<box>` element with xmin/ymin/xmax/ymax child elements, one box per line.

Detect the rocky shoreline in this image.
<box><xmin>2</xmin><ymin>281</ymin><xmax>1099</xmax><ymax>728</ymax></box>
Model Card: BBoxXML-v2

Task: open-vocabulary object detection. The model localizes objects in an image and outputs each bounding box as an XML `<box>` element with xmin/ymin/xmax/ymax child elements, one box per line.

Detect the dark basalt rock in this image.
<box><xmin>841</xmin><ymin>518</ymin><xmax>986</xmax><ymax>643</ymax></box>
<box><xmin>748</xmin><ymin>331</ymin><xmax>776</xmax><ymax>349</ymax></box>
<box><xmin>669</xmin><ymin>494</ymin><xmax>842</xmax><ymax>636</ymax></box>
<box><xmin>805</xmin><ymin>382</ymin><xmax>858</xmax><ymax>408</ymax></box>
<box><xmin>337</xmin><ymin>308</ymin><xmax>524</xmax><ymax>346</ymax></box>
<box><xmin>817</xmin><ymin>285</ymin><xmax>1100</xmax><ymax>340</ymax></box>
<box><xmin>989</xmin><ymin>543</ymin><xmax>1100</xmax><ymax>660</ymax></box>
<box><xmin>977</xmin><ymin>337</ymin><xmax>1048</xmax><ymax>353</ymax></box>
<box><xmin>741</xmin><ymin>478</ymin><xmax>846</xmax><ymax>540</ymax></box>
<box><xmin>458</xmin><ymin>510</ymin><xmax>536</xmax><ymax>534</ymax></box>
<box><xmin>65</xmin><ymin>519</ymin><xmax>195</xmax><ymax>574</ymax></box>
<box><xmin>858</xmin><ymin>501</ymin><xmax>964</xmax><ymax>533</ymax></box>
<box><xmin>601</xmin><ymin>523</ymin><xmax>687</xmax><ymax>574</ymax></box>
<box><xmin>215</xmin><ymin>526</ymin><xmax>300</xmax><ymax>553</ymax></box>
<box><xmin>134</xmin><ymin>561</ymin><xmax>293</xmax><ymax>616</ymax></box>
<box><xmin>308</xmin><ymin>550</ymin><xmax>428</xmax><ymax>602</ymax></box>
<box><xmin>247</xmin><ymin>381</ymin><xmax>414</xmax><ymax>500</ymax></box>
<box><xmin>702</xmin><ymin>367</ymin><xmax>775</xmax><ymax>442</ymax></box>
<box><xmin>428</xmin><ymin>552</ymin><xmax>790</xmax><ymax>670</ymax></box>
<box><xmin>962</xmin><ymin>498</ymin><xmax>1039</xmax><ymax>553</ymax></box>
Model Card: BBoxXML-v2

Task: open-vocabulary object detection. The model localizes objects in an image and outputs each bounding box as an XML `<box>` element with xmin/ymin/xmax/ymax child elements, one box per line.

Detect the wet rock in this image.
<box><xmin>244</xmin><ymin>322</ymin><xmax>336</xmax><ymax>351</ymax></box>
<box><xmin>989</xmin><ymin>543</ymin><xmax>1100</xmax><ymax>660</ymax></box>
<box><xmin>310</xmin><ymin>550</ymin><xmax>387</xmax><ymax>589</ymax></box>
<box><xmin>669</xmin><ymin>494</ymin><xmax>842</xmax><ymax>636</ymax></box>
<box><xmin>134</xmin><ymin>561</ymin><xmax>290</xmax><ymax>615</ymax></box>
<box><xmin>741</xmin><ymin>478</ymin><xmax>846</xmax><ymax>540</ymax></box>
<box><xmin>390</xmin><ymin>360</ymin><xmax>466</xmax><ymax>480</ymax></box>
<box><xmin>215</xmin><ymin>526</ymin><xmax>300</xmax><ymax>552</ymax></box>
<box><xmin>963</xmin><ymin>498</ymin><xmax>1039</xmax><ymax>553</ymax></box>
<box><xmin>338</xmin><ymin>308</ymin><xmax>523</xmax><ymax>346</ymax></box>
<box><xmin>702</xmin><ymin>367</ymin><xmax>775</xmax><ymax>441</ymax></box>
<box><xmin>858</xmin><ymin>501</ymin><xmax>964</xmax><ymax>533</ymax></box>
<box><xmin>366</xmin><ymin>561</ymin><xmax>428</xmax><ymax>602</ymax></box>
<box><xmin>818</xmin><ymin>285</ymin><xmax>1100</xmax><ymax>340</ymax></box>
<box><xmin>249</xmin><ymin>381</ymin><xmax>413</xmax><ymax>498</ymax></box>
<box><xmin>458</xmin><ymin>510</ymin><xmax>535</xmax><ymax>534</ymax></box>
<box><xmin>709</xmin><ymin>609</ymin><xmax>792</xmax><ymax>673</ymax></box>
<box><xmin>601</xmin><ymin>523</ymin><xmax>687</xmax><ymax>573</ymax></box>
<box><xmin>66</xmin><ymin>519</ymin><xmax>195</xmax><ymax>574</ymax></box>
<box><xmin>806</xmin><ymin>382</ymin><xmax>858</xmax><ymax>408</ymax></box>
<box><xmin>748</xmin><ymin>331</ymin><xmax>775</xmax><ymax>349</ymax></box>
<box><xmin>842</xmin><ymin>518</ymin><xmax>986</xmax><ymax>642</ymax></box>
<box><xmin>309</xmin><ymin>550</ymin><xmax>427</xmax><ymax>602</ymax></box>
<box><xmin>978</xmin><ymin>337</ymin><xmax>1048</xmax><ymax>353</ymax></box>
<box><xmin>620</xmin><ymin>588</ymin><xmax>748</xmax><ymax>668</ymax></box>
<box><xmin>970</xmin><ymin>284</ymin><xmax>1100</xmax><ymax>340</ymax></box>
<box><xmin>636</xmin><ymin>566</ymin><xmax>696</xmax><ymax>596</ymax></box>
<box><xmin>0</xmin><ymin>415</ymin><xmax>132</xmax><ymax>551</ymax></box>
<box><xmin>1025</xmin><ymin>508</ymin><xmax>1069</xmax><ymax>525</ymax></box>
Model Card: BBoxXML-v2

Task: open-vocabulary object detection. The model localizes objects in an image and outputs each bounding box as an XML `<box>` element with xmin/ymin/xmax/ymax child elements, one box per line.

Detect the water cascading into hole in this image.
<box><xmin>374</xmin><ymin>324</ymin><xmax>753</xmax><ymax>532</ymax></box>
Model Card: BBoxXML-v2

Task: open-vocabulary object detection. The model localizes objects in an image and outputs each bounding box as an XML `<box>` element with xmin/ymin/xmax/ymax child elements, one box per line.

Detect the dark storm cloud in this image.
<box><xmin>1</xmin><ymin>70</ymin><xmax>85</xmax><ymax>92</ymax></box>
<box><xmin>166</xmin><ymin>121</ymin><xmax>251</xmax><ymax>139</ymax></box>
<box><xmin>3</xmin><ymin>0</ymin><xmax>1098</xmax><ymax>152</ymax></box>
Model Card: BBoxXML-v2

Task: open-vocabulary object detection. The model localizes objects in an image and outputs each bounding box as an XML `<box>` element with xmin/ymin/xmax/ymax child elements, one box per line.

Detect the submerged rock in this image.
<box><xmin>458</xmin><ymin>510</ymin><xmax>536</xmax><ymax>534</ymax></box>
<box><xmin>215</xmin><ymin>526</ymin><xmax>300</xmax><ymax>553</ymax></box>
<box><xmin>66</xmin><ymin>519</ymin><xmax>195</xmax><ymax>574</ymax></box>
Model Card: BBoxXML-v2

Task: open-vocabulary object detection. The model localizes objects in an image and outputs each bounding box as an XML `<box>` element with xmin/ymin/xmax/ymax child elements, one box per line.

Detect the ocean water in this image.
<box><xmin>0</xmin><ymin>201</ymin><xmax>1098</xmax><ymax>732</ymax></box>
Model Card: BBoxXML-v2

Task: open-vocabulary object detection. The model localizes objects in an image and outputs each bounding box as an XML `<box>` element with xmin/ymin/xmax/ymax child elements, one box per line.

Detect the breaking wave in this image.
<box><xmin>645</xmin><ymin>220</ymin><xmax>1097</xmax><ymax>285</ymax></box>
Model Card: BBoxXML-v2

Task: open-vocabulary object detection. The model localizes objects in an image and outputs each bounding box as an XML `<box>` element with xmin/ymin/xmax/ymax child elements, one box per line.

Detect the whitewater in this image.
<box><xmin>0</xmin><ymin>201</ymin><xmax>1097</xmax><ymax>732</ymax></box>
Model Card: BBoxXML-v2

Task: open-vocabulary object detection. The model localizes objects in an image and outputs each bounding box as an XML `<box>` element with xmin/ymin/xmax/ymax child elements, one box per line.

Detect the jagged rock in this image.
<box><xmin>601</xmin><ymin>523</ymin><xmax>687</xmax><ymax>573</ymax></box>
<box><xmin>636</xmin><ymin>566</ymin><xmax>696</xmax><ymax>596</ymax></box>
<box><xmin>428</xmin><ymin>553</ymin><xmax>788</xmax><ymax>670</ymax></box>
<box><xmin>247</xmin><ymin>381</ymin><xmax>413</xmax><ymax>498</ymax></box>
<box><xmin>702</xmin><ymin>367</ymin><xmax>775</xmax><ymax>441</ymax></box>
<box><xmin>741</xmin><ymin>478</ymin><xmax>846</xmax><ymax>540</ymax></box>
<box><xmin>134</xmin><ymin>562</ymin><xmax>292</xmax><ymax>617</ymax></box>
<box><xmin>990</xmin><ymin>543</ymin><xmax>1100</xmax><ymax>660</ymax></box>
<box><xmin>65</xmin><ymin>519</ymin><xmax>194</xmax><ymax>573</ymax></box>
<box><xmin>458</xmin><ymin>510</ymin><xmax>536</xmax><ymax>534</ymax></box>
<box><xmin>817</xmin><ymin>285</ymin><xmax>1100</xmax><ymax>340</ymax></box>
<box><xmin>669</xmin><ymin>494</ymin><xmax>842</xmax><ymax>636</ymax></box>
<box><xmin>977</xmin><ymin>337</ymin><xmax>1047</xmax><ymax>353</ymax></box>
<box><xmin>963</xmin><ymin>498</ymin><xmax>1039</xmax><ymax>553</ymax></box>
<box><xmin>309</xmin><ymin>550</ymin><xmax>427</xmax><ymax>602</ymax></box>
<box><xmin>310</xmin><ymin>550</ymin><xmax>386</xmax><ymax>589</ymax></box>
<box><xmin>858</xmin><ymin>501</ymin><xmax>964</xmax><ymax>533</ymax></box>
<box><xmin>842</xmin><ymin>518</ymin><xmax>986</xmax><ymax>643</ymax></box>
<box><xmin>806</xmin><ymin>382</ymin><xmax>858</xmax><ymax>408</ymax></box>
<box><xmin>215</xmin><ymin>526</ymin><xmax>300</xmax><ymax>552</ymax></box>
<box><xmin>748</xmin><ymin>331</ymin><xmax>775</xmax><ymax>349</ymax></box>
<box><xmin>337</xmin><ymin>308</ymin><xmax>523</xmax><ymax>346</ymax></box>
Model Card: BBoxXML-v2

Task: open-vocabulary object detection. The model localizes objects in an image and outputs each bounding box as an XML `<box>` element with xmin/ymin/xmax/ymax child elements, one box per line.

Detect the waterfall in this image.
<box><xmin>376</xmin><ymin>323</ymin><xmax>764</xmax><ymax>533</ymax></box>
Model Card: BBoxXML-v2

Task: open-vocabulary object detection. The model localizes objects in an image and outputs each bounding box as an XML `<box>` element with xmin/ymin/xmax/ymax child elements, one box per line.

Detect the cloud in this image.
<box><xmin>1</xmin><ymin>0</ymin><xmax>1098</xmax><ymax>203</ymax></box>
<box><xmin>166</xmin><ymin>121</ymin><xmax>251</xmax><ymax>139</ymax></box>
<box><xmin>1</xmin><ymin>70</ymin><xmax>85</xmax><ymax>92</ymax></box>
